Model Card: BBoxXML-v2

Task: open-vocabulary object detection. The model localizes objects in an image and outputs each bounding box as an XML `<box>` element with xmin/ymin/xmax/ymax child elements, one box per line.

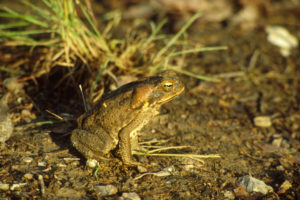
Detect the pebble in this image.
<box><xmin>254</xmin><ymin>116</ymin><xmax>272</xmax><ymax>127</ymax></box>
<box><xmin>134</xmin><ymin>166</ymin><xmax>173</xmax><ymax>180</ymax></box>
<box><xmin>184</xmin><ymin>164</ymin><xmax>195</xmax><ymax>171</ymax></box>
<box><xmin>237</xmin><ymin>175</ymin><xmax>273</xmax><ymax>195</ymax></box>
<box><xmin>86</xmin><ymin>159</ymin><xmax>98</xmax><ymax>168</ymax></box>
<box><xmin>263</xmin><ymin>162</ymin><xmax>271</xmax><ymax>168</ymax></box>
<box><xmin>94</xmin><ymin>185</ymin><xmax>118</xmax><ymax>197</ymax></box>
<box><xmin>3</xmin><ymin>77</ymin><xmax>24</xmax><ymax>94</ymax></box>
<box><xmin>24</xmin><ymin>173</ymin><xmax>34</xmax><ymax>180</ymax></box>
<box><xmin>0</xmin><ymin>183</ymin><xmax>10</xmax><ymax>191</ymax></box>
<box><xmin>272</xmin><ymin>138</ymin><xmax>282</xmax><ymax>147</ymax></box>
<box><xmin>266</xmin><ymin>25</ymin><xmax>298</xmax><ymax>57</ymax></box>
<box><xmin>137</xmin><ymin>165</ymin><xmax>147</xmax><ymax>173</ymax></box>
<box><xmin>224</xmin><ymin>190</ymin><xmax>235</xmax><ymax>200</ymax></box>
<box><xmin>163</xmin><ymin>166</ymin><xmax>175</xmax><ymax>173</ymax></box>
<box><xmin>21</xmin><ymin>109</ymin><xmax>36</xmax><ymax>122</ymax></box>
<box><xmin>23</xmin><ymin>157</ymin><xmax>33</xmax><ymax>163</ymax></box>
<box><xmin>57</xmin><ymin>163</ymin><xmax>67</xmax><ymax>168</ymax></box>
<box><xmin>277</xmin><ymin>180</ymin><xmax>292</xmax><ymax>194</ymax></box>
<box><xmin>119</xmin><ymin>192</ymin><xmax>141</xmax><ymax>200</ymax></box>
<box><xmin>0</xmin><ymin>94</ymin><xmax>13</xmax><ymax>148</ymax></box>
<box><xmin>276</xmin><ymin>165</ymin><xmax>285</xmax><ymax>171</ymax></box>
<box><xmin>153</xmin><ymin>170</ymin><xmax>171</xmax><ymax>177</ymax></box>
<box><xmin>38</xmin><ymin>161</ymin><xmax>47</xmax><ymax>167</ymax></box>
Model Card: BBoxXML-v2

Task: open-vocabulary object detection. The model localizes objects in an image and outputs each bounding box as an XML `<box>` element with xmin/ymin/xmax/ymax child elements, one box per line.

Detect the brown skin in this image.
<box><xmin>71</xmin><ymin>71</ymin><xmax>185</xmax><ymax>166</ymax></box>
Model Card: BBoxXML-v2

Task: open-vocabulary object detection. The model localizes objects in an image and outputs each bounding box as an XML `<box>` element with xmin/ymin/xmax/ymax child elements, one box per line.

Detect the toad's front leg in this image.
<box><xmin>118</xmin><ymin>124</ymin><xmax>144</xmax><ymax>166</ymax></box>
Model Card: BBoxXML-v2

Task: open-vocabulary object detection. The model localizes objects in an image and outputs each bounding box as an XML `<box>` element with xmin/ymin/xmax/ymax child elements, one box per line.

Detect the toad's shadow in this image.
<box><xmin>48</xmin><ymin>120</ymin><xmax>87</xmax><ymax>165</ymax></box>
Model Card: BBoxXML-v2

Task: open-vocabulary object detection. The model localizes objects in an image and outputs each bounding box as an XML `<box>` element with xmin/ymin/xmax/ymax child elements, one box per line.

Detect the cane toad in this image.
<box><xmin>71</xmin><ymin>71</ymin><xmax>184</xmax><ymax>166</ymax></box>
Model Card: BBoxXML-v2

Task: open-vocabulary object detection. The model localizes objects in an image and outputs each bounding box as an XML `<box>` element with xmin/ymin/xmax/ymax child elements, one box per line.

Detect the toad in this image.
<box><xmin>71</xmin><ymin>71</ymin><xmax>184</xmax><ymax>166</ymax></box>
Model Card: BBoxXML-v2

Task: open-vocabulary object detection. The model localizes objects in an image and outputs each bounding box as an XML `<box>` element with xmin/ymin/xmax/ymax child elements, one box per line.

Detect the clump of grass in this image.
<box><xmin>0</xmin><ymin>0</ymin><xmax>227</xmax><ymax>83</ymax></box>
<box><xmin>110</xmin><ymin>12</ymin><xmax>227</xmax><ymax>81</ymax></box>
<box><xmin>0</xmin><ymin>0</ymin><xmax>111</xmax><ymax>68</ymax></box>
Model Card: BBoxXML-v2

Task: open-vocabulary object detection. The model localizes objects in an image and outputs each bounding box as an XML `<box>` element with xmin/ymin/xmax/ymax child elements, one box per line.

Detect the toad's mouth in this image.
<box><xmin>158</xmin><ymin>86</ymin><xmax>185</xmax><ymax>104</ymax></box>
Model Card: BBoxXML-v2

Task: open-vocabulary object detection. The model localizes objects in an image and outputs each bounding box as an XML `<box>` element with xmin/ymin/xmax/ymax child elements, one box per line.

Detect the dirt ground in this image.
<box><xmin>1</xmin><ymin>0</ymin><xmax>300</xmax><ymax>199</ymax></box>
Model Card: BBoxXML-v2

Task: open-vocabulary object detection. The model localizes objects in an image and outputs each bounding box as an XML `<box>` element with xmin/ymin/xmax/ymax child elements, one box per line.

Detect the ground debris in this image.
<box><xmin>266</xmin><ymin>25</ymin><xmax>298</xmax><ymax>57</ymax></box>
<box><xmin>94</xmin><ymin>184</ymin><xmax>118</xmax><ymax>197</ymax></box>
<box><xmin>223</xmin><ymin>190</ymin><xmax>235</xmax><ymax>200</ymax></box>
<box><xmin>0</xmin><ymin>183</ymin><xmax>9</xmax><ymax>191</ymax></box>
<box><xmin>0</xmin><ymin>182</ymin><xmax>27</xmax><ymax>191</ymax></box>
<box><xmin>237</xmin><ymin>175</ymin><xmax>273</xmax><ymax>195</ymax></box>
<box><xmin>119</xmin><ymin>192</ymin><xmax>141</xmax><ymax>200</ymax></box>
<box><xmin>134</xmin><ymin>166</ymin><xmax>174</xmax><ymax>180</ymax></box>
<box><xmin>277</xmin><ymin>180</ymin><xmax>292</xmax><ymax>195</ymax></box>
<box><xmin>0</xmin><ymin>93</ymin><xmax>13</xmax><ymax>148</ymax></box>
<box><xmin>254</xmin><ymin>116</ymin><xmax>272</xmax><ymax>127</ymax></box>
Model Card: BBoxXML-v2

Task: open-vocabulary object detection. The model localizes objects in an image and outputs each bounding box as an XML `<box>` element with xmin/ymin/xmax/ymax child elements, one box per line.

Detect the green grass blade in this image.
<box><xmin>78</xmin><ymin>2</ymin><xmax>111</xmax><ymax>53</ymax></box>
<box><xmin>169</xmin><ymin>67</ymin><xmax>220</xmax><ymax>82</ymax></box>
<box><xmin>0</xmin><ymin>12</ymin><xmax>21</xmax><ymax>18</ymax></box>
<box><xmin>21</xmin><ymin>0</ymin><xmax>52</xmax><ymax>20</ymax></box>
<box><xmin>0</xmin><ymin>29</ymin><xmax>52</xmax><ymax>37</ymax></box>
<box><xmin>0</xmin><ymin>22</ymin><xmax>30</xmax><ymax>29</ymax></box>
<box><xmin>154</xmin><ymin>12</ymin><xmax>202</xmax><ymax>61</ymax></box>
<box><xmin>90</xmin><ymin>58</ymin><xmax>110</xmax><ymax>96</ymax></box>
<box><xmin>170</xmin><ymin>46</ymin><xmax>228</xmax><ymax>57</ymax></box>
<box><xmin>1</xmin><ymin>7</ymin><xmax>49</xmax><ymax>28</ymax></box>
<box><xmin>142</xmin><ymin>18</ymin><xmax>167</xmax><ymax>48</ymax></box>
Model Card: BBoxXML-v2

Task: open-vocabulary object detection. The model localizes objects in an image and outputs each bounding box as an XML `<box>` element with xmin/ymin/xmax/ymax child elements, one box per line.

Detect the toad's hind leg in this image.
<box><xmin>71</xmin><ymin>127</ymin><xmax>116</xmax><ymax>161</ymax></box>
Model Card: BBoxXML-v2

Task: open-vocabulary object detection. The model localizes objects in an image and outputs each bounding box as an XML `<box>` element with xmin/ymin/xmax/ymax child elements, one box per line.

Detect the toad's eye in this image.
<box><xmin>162</xmin><ymin>80</ymin><xmax>173</xmax><ymax>92</ymax></box>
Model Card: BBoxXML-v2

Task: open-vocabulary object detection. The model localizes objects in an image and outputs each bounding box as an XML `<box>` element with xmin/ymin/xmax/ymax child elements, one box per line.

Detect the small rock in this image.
<box><xmin>224</xmin><ymin>190</ymin><xmax>235</xmax><ymax>200</ymax></box>
<box><xmin>277</xmin><ymin>180</ymin><xmax>292</xmax><ymax>194</ymax></box>
<box><xmin>266</xmin><ymin>25</ymin><xmax>298</xmax><ymax>57</ymax></box>
<box><xmin>94</xmin><ymin>185</ymin><xmax>118</xmax><ymax>197</ymax></box>
<box><xmin>272</xmin><ymin>138</ymin><xmax>282</xmax><ymax>147</ymax></box>
<box><xmin>119</xmin><ymin>192</ymin><xmax>141</xmax><ymax>200</ymax></box>
<box><xmin>163</xmin><ymin>166</ymin><xmax>175</xmax><ymax>173</ymax></box>
<box><xmin>0</xmin><ymin>183</ymin><xmax>10</xmax><ymax>191</ymax></box>
<box><xmin>0</xmin><ymin>94</ymin><xmax>13</xmax><ymax>148</ymax></box>
<box><xmin>153</xmin><ymin>170</ymin><xmax>171</xmax><ymax>177</ymax></box>
<box><xmin>21</xmin><ymin>109</ymin><xmax>36</xmax><ymax>123</ymax></box>
<box><xmin>254</xmin><ymin>116</ymin><xmax>272</xmax><ymax>127</ymax></box>
<box><xmin>23</xmin><ymin>157</ymin><xmax>33</xmax><ymax>163</ymax></box>
<box><xmin>263</xmin><ymin>162</ymin><xmax>271</xmax><ymax>168</ymax></box>
<box><xmin>38</xmin><ymin>161</ymin><xmax>47</xmax><ymax>167</ymax></box>
<box><xmin>184</xmin><ymin>164</ymin><xmax>195</xmax><ymax>171</ymax></box>
<box><xmin>234</xmin><ymin>186</ymin><xmax>249</xmax><ymax>197</ymax></box>
<box><xmin>237</xmin><ymin>175</ymin><xmax>273</xmax><ymax>195</ymax></box>
<box><xmin>137</xmin><ymin>165</ymin><xmax>147</xmax><ymax>173</ymax></box>
<box><xmin>56</xmin><ymin>188</ymin><xmax>85</xmax><ymax>198</ymax></box>
<box><xmin>276</xmin><ymin>165</ymin><xmax>285</xmax><ymax>171</ymax></box>
<box><xmin>57</xmin><ymin>163</ymin><xmax>67</xmax><ymax>168</ymax></box>
<box><xmin>86</xmin><ymin>159</ymin><xmax>98</xmax><ymax>168</ymax></box>
<box><xmin>24</xmin><ymin>173</ymin><xmax>34</xmax><ymax>180</ymax></box>
<box><xmin>3</xmin><ymin>77</ymin><xmax>24</xmax><ymax>95</ymax></box>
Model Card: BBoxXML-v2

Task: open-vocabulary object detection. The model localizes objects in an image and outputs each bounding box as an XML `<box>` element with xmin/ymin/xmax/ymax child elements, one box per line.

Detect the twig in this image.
<box><xmin>45</xmin><ymin>109</ymin><xmax>64</xmax><ymax>121</ymax></box>
<box><xmin>147</xmin><ymin>145</ymin><xmax>192</xmax><ymax>154</ymax></box>
<box><xmin>133</xmin><ymin>151</ymin><xmax>221</xmax><ymax>159</ymax></box>
<box><xmin>248</xmin><ymin>50</ymin><xmax>260</xmax><ymax>71</ymax></box>
<box><xmin>79</xmin><ymin>84</ymin><xmax>88</xmax><ymax>113</ymax></box>
<box><xmin>38</xmin><ymin>174</ymin><xmax>45</xmax><ymax>197</ymax></box>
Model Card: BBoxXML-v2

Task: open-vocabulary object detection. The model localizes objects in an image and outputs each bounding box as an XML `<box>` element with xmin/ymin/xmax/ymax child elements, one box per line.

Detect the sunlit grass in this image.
<box><xmin>0</xmin><ymin>0</ymin><xmax>109</xmax><ymax>66</ymax></box>
<box><xmin>0</xmin><ymin>0</ymin><xmax>227</xmax><ymax>82</ymax></box>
